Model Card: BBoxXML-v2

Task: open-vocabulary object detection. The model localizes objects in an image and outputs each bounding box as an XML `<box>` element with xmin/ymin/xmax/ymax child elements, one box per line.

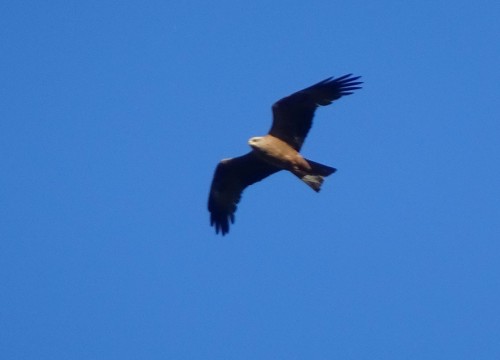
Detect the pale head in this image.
<box><xmin>248</xmin><ymin>136</ymin><xmax>264</xmax><ymax>149</ymax></box>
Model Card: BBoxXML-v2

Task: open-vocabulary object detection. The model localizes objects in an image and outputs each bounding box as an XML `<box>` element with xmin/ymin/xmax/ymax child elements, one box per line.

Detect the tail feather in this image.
<box><xmin>306</xmin><ymin>159</ymin><xmax>337</xmax><ymax>176</ymax></box>
<box><xmin>294</xmin><ymin>159</ymin><xmax>337</xmax><ymax>192</ymax></box>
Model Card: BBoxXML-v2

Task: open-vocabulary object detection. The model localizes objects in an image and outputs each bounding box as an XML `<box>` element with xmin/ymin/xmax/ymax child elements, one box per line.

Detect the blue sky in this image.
<box><xmin>2</xmin><ymin>1</ymin><xmax>500</xmax><ymax>359</ymax></box>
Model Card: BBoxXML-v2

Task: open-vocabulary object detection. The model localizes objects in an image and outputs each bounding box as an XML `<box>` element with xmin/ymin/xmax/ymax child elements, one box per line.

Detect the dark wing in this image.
<box><xmin>208</xmin><ymin>152</ymin><xmax>280</xmax><ymax>236</ymax></box>
<box><xmin>269</xmin><ymin>74</ymin><xmax>362</xmax><ymax>150</ymax></box>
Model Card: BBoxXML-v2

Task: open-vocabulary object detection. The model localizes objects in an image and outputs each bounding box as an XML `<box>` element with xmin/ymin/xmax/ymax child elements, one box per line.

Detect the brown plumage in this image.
<box><xmin>208</xmin><ymin>74</ymin><xmax>363</xmax><ymax>235</ymax></box>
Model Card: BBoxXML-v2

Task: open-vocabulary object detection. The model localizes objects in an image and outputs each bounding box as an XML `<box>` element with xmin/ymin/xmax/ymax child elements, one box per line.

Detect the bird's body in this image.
<box><xmin>249</xmin><ymin>135</ymin><xmax>306</xmax><ymax>171</ymax></box>
<box><xmin>208</xmin><ymin>74</ymin><xmax>363</xmax><ymax>235</ymax></box>
<box><xmin>249</xmin><ymin>135</ymin><xmax>336</xmax><ymax>192</ymax></box>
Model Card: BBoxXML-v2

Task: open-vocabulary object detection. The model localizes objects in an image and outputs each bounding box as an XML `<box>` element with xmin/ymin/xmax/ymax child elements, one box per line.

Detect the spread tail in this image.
<box><xmin>294</xmin><ymin>159</ymin><xmax>337</xmax><ymax>192</ymax></box>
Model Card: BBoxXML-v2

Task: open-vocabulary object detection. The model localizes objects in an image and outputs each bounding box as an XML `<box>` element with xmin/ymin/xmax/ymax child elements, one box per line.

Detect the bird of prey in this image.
<box><xmin>208</xmin><ymin>74</ymin><xmax>362</xmax><ymax>235</ymax></box>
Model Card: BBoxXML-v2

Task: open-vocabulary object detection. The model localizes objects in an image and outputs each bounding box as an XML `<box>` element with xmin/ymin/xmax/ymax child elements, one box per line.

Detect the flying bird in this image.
<box><xmin>208</xmin><ymin>74</ymin><xmax>362</xmax><ymax>235</ymax></box>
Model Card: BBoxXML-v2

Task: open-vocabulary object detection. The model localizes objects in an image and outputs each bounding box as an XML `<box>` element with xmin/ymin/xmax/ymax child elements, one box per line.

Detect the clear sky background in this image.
<box><xmin>1</xmin><ymin>1</ymin><xmax>500</xmax><ymax>359</ymax></box>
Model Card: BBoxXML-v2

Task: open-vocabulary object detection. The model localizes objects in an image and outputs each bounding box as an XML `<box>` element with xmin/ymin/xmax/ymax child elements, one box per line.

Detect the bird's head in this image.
<box><xmin>248</xmin><ymin>136</ymin><xmax>264</xmax><ymax>149</ymax></box>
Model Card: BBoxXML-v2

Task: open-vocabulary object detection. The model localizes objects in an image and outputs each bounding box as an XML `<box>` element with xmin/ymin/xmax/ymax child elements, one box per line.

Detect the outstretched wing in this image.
<box><xmin>208</xmin><ymin>152</ymin><xmax>280</xmax><ymax>235</ymax></box>
<box><xmin>269</xmin><ymin>74</ymin><xmax>362</xmax><ymax>150</ymax></box>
